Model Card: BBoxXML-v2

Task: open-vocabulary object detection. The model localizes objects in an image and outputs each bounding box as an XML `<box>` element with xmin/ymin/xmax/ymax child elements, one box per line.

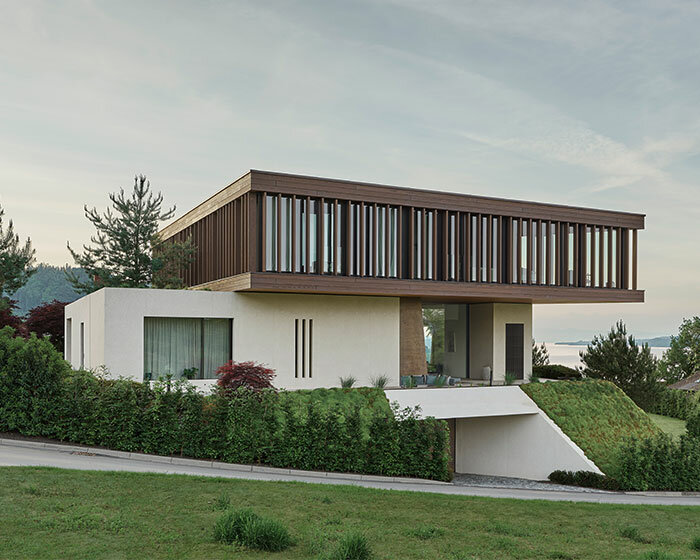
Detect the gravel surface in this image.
<box><xmin>452</xmin><ymin>473</ymin><xmax>611</xmax><ymax>493</ymax></box>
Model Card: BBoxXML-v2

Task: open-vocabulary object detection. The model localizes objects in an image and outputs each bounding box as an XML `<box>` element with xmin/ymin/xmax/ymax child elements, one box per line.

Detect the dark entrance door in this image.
<box><xmin>505</xmin><ymin>323</ymin><xmax>524</xmax><ymax>380</ymax></box>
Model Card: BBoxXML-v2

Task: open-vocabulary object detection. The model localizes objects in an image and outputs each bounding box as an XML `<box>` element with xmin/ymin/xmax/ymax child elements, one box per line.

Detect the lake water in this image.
<box><xmin>543</xmin><ymin>342</ymin><xmax>667</xmax><ymax>369</ymax></box>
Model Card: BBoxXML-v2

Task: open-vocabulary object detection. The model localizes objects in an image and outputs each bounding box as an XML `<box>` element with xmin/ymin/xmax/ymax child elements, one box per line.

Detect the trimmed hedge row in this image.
<box><xmin>0</xmin><ymin>327</ymin><xmax>450</xmax><ymax>481</ymax></box>
<box><xmin>532</xmin><ymin>364</ymin><xmax>581</xmax><ymax>379</ymax></box>
<box><xmin>615</xmin><ymin>433</ymin><xmax>700</xmax><ymax>491</ymax></box>
<box><xmin>644</xmin><ymin>385</ymin><xmax>700</xmax><ymax>421</ymax></box>
<box><xmin>548</xmin><ymin>470</ymin><xmax>621</xmax><ymax>491</ymax></box>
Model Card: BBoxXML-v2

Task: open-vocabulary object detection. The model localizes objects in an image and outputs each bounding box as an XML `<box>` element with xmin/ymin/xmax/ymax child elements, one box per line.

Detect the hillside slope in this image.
<box><xmin>521</xmin><ymin>380</ymin><xmax>660</xmax><ymax>475</ymax></box>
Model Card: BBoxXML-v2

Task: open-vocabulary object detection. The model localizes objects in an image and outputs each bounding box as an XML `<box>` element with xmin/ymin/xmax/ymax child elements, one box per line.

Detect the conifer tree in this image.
<box><xmin>67</xmin><ymin>175</ymin><xmax>194</xmax><ymax>294</ymax></box>
<box><xmin>0</xmin><ymin>204</ymin><xmax>35</xmax><ymax>297</ymax></box>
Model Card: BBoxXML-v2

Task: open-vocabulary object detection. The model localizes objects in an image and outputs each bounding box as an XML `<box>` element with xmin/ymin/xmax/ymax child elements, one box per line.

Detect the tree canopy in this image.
<box><xmin>580</xmin><ymin>320</ymin><xmax>660</xmax><ymax>407</ymax></box>
<box><xmin>657</xmin><ymin>316</ymin><xmax>700</xmax><ymax>384</ymax></box>
<box><xmin>532</xmin><ymin>338</ymin><xmax>550</xmax><ymax>367</ymax></box>
<box><xmin>0</xmin><ymin>204</ymin><xmax>35</xmax><ymax>297</ymax></box>
<box><xmin>67</xmin><ymin>175</ymin><xmax>194</xmax><ymax>294</ymax></box>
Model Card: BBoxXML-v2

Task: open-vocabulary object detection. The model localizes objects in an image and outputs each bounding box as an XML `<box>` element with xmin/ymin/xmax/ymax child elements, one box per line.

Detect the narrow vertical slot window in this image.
<box><xmin>79</xmin><ymin>322</ymin><xmax>85</xmax><ymax>369</ymax></box>
<box><xmin>66</xmin><ymin>318</ymin><xmax>72</xmax><ymax>363</ymax></box>
<box><xmin>301</xmin><ymin>319</ymin><xmax>306</xmax><ymax>377</ymax></box>
<box><xmin>294</xmin><ymin>319</ymin><xmax>299</xmax><ymax>378</ymax></box>
<box><xmin>308</xmin><ymin>319</ymin><xmax>313</xmax><ymax>378</ymax></box>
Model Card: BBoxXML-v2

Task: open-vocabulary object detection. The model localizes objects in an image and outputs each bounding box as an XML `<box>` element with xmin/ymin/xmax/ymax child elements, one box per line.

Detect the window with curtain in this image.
<box><xmin>143</xmin><ymin>317</ymin><xmax>232</xmax><ymax>381</ymax></box>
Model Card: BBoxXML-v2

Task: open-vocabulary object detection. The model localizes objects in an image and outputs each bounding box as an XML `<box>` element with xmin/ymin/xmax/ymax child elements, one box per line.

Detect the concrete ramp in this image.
<box><xmin>385</xmin><ymin>387</ymin><xmax>601</xmax><ymax>480</ymax></box>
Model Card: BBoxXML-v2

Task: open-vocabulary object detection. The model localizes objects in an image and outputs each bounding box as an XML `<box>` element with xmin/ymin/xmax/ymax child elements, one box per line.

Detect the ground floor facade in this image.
<box><xmin>64</xmin><ymin>288</ymin><xmax>533</xmax><ymax>389</ymax></box>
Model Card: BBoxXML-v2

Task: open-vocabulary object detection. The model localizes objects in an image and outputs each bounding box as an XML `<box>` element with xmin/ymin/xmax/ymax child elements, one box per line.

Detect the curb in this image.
<box><xmin>0</xmin><ymin>437</ymin><xmax>449</xmax><ymax>486</ymax></box>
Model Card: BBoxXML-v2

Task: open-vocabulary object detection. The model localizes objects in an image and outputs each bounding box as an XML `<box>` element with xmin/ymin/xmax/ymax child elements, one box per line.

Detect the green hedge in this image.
<box><xmin>615</xmin><ymin>433</ymin><xmax>700</xmax><ymax>491</ymax></box>
<box><xmin>644</xmin><ymin>385</ymin><xmax>700</xmax><ymax>421</ymax></box>
<box><xmin>0</xmin><ymin>327</ymin><xmax>450</xmax><ymax>481</ymax></box>
<box><xmin>548</xmin><ymin>470</ymin><xmax>621</xmax><ymax>491</ymax></box>
<box><xmin>532</xmin><ymin>364</ymin><xmax>581</xmax><ymax>379</ymax></box>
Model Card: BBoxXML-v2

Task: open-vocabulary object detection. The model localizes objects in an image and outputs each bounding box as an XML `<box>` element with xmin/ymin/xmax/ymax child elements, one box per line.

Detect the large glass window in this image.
<box><xmin>143</xmin><ymin>317</ymin><xmax>232</xmax><ymax>381</ymax></box>
<box><xmin>265</xmin><ymin>195</ymin><xmax>277</xmax><ymax>271</ymax></box>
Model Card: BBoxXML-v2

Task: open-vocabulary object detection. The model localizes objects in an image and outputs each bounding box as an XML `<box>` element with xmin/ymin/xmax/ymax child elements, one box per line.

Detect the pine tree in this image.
<box><xmin>532</xmin><ymin>338</ymin><xmax>550</xmax><ymax>367</ymax></box>
<box><xmin>67</xmin><ymin>175</ymin><xmax>194</xmax><ymax>294</ymax></box>
<box><xmin>0</xmin><ymin>204</ymin><xmax>36</xmax><ymax>297</ymax></box>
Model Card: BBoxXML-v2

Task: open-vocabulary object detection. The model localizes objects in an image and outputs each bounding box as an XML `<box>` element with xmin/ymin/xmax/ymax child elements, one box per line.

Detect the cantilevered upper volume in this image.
<box><xmin>159</xmin><ymin>170</ymin><xmax>644</xmax><ymax>304</ymax></box>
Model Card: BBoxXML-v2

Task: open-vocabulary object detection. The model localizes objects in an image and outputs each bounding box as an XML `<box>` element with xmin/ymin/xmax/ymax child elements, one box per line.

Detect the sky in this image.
<box><xmin>1</xmin><ymin>0</ymin><xmax>699</xmax><ymax>341</ymax></box>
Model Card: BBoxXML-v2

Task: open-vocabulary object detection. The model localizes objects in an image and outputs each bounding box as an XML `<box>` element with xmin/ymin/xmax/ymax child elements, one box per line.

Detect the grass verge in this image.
<box><xmin>1</xmin><ymin>467</ymin><xmax>698</xmax><ymax>559</ymax></box>
<box><xmin>647</xmin><ymin>413</ymin><xmax>687</xmax><ymax>440</ymax></box>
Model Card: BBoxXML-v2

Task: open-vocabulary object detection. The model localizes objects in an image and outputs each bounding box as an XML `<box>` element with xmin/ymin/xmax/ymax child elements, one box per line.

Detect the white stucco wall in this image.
<box><xmin>468</xmin><ymin>303</ymin><xmax>532</xmax><ymax>382</ymax></box>
<box><xmin>387</xmin><ymin>386</ymin><xmax>601</xmax><ymax>479</ymax></box>
<box><xmin>64</xmin><ymin>288</ymin><xmax>400</xmax><ymax>390</ymax></box>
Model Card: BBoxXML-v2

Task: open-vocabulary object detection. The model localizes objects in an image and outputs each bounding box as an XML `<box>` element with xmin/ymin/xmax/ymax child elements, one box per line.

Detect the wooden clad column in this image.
<box><xmin>399</xmin><ymin>298</ymin><xmax>427</xmax><ymax>376</ymax></box>
<box><xmin>632</xmin><ymin>229</ymin><xmax>638</xmax><ymax>290</ymax></box>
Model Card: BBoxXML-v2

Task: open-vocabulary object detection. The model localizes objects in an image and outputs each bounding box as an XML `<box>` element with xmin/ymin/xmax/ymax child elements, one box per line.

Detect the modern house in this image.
<box><xmin>64</xmin><ymin>170</ymin><xmax>644</xmax><ymax>478</ymax></box>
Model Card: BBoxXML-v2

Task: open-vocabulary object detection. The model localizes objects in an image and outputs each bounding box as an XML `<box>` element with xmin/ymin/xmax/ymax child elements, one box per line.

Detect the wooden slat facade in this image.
<box><xmin>160</xmin><ymin>170</ymin><xmax>645</xmax><ymax>303</ymax></box>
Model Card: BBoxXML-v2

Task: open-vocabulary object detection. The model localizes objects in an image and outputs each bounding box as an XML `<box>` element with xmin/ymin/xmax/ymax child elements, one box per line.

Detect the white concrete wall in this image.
<box><xmin>468</xmin><ymin>303</ymin><xmax>532</xmax><ymax>382</ymax></box>
<box><xmin>64</xmin><ymin>288</ymin><xmax>400</xmax><ymax>390</ymax></box>
<box><xmin>493</xmin><ymin>303</ymin><xmax>533</xmax><ymax>382</ymax></box>
<box><xmin>387</xmin><ymin>386</ymin><xmax>601</xmax><ymax>480</ymax></box>
<box><xmin>454</xmin><ymin>411</ymin><xmax>601</xmax><ymax>479</ymax></box>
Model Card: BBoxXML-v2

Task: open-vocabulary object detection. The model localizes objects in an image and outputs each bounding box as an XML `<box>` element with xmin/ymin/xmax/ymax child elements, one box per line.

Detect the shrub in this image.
<box><xmin>619</xmin><ymin>525</ymin><xmax>649</xmax><ymax>543</ymax></box>
<box><xmin>532</xmin><ymin>364</ymin><xmax>581</xmax><ymax>379</ymax></box>
<box><xmin>213</xmin><ymin>508</ymin><xmax>292</xmax><ymax>551</ymax></box>
<box><xmin>580</xmin><ymin>321</ymin><xmax>661</xmax><ymax>407</ymax></box>
<box><xmin>24</xmin><ymin>300</ymin><xmax>68</xmax><ymax>352</ymax></box>
<box><xmin>216</xmin><ymin>361</ymin><xmax>276</xmax><ymax>393</ymax></box>
<box><xmin>645</xmin><ymin>386</ymin><xmax>699</xmax><ymax>420</ymax></box>
<box><xmin>329</xmin><ymin>532</ymin><xmax>372</xmax><ymax>560</ymax></box>
<box><xmin>686</xmin><ymin>408</ymin><xmax>700</xmax><ymax>439</ymax></box>
<box><xmin>340</xmin><ymin>376</ymin><xmax>357</xmax><ymax>388</ymax></box>
<box><xmin>548</xmin><ymin>470</ymin><xmax>621</xmax><ymax>491</ymax></box>
<box><xmin>691</xmin><ymin>536</ymin><xmax>700</xmax><ymax>552</ymax></box>
<box><xmin>615</xmin><ymin>433</ymin><xmax>700</xmax><ymax>491</ymax></box>
<box><xmin>370</xmin><ymin>375</ymin><xmax>389</xmax><ymax>388</ymax></box>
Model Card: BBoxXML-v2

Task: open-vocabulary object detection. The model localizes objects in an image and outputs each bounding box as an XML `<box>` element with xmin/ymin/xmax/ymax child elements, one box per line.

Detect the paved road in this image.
<box><xmin>1</xmin><ymin>442</ymin><xmax>699</xmax><ymax>506</ymax></box>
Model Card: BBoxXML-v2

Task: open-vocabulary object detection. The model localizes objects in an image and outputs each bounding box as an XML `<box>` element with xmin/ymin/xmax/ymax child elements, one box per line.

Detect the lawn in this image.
<box><xmin>521</xmin><ymin>380</ymin><xmax>660</xmax><ymax>475</ymax></box>
<box><xmin>648</xmin><ymin>413</ymin><xmax>687</xmax><ymax>439</ymax></box>
<box><xmin>1</xmin><ymin>468</ymin><xmax>699</xmax><ymax>560</ymax></box>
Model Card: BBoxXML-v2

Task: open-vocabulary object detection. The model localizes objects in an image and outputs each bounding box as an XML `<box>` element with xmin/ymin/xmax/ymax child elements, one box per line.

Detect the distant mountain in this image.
<box><xmin>8</xmin><ymin>264</ymin><xmax>87</xmax><ymax>316</ymax></box>
<box><xmin>556</xmin><ymin>336</ymin><xmax>671</xmax><ymax>348</ymax></box>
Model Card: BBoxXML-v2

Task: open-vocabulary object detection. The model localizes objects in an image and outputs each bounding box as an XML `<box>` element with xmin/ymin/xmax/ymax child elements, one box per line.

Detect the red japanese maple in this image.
<box><xmin>216</xmin><ymin>361</ymin><xmax>276</xmax><ymax>393</ymax></box>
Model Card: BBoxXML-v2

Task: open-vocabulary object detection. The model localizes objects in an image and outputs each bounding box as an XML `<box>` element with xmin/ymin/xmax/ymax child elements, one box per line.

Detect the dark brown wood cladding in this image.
<box><xmin>159</xmin><ymin>170</ymin><xmax>644</xmax><ymax>301</ymax></box>
<box><xmin>165</xmin><ymin>193</ymin><xmax>252</xmax><ymax>286</ymax></box>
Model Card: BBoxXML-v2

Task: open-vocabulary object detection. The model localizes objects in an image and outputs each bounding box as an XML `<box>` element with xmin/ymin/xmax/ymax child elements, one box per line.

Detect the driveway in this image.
<box><xmin>1</xmin><ymin>439</ymin><xmax>699</xmax><ymax>506</ymax></box>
